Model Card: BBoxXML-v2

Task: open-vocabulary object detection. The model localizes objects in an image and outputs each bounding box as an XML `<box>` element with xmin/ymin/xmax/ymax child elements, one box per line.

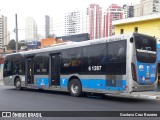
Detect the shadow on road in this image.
<box><xmin>7</xmin><ymin>87</ymin><xmax>70</xmax><ymax>96</ymax></box>
<box><xmin>4</xmin><ymin>87</ymin><xmax>157</xmax><ymax>103</ymax></box>
<box><xmin>85</xmin><ymin>93</ymin><xmax>154</xmax><ymax>103</ymax></box>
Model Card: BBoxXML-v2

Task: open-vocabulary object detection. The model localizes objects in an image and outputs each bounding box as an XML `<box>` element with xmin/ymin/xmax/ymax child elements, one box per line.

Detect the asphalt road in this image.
<box><xmin>0</xmin><ymin>85</ymin><xmax>160</xmax><ymax>120</ymax></box>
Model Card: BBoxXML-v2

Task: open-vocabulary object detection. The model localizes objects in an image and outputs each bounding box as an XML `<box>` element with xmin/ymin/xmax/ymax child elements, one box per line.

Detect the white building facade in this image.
<box><xmin>65</xmin><ymin>9</ymin><xmax>85</xmax><ymax>36</ymax></box>
<box><xmin>25</xmin><ymin>17</ymin><xmax>38</xmax><ymax>42</ymax></box>
<box><xmin>0</xmin><ymin>15</ymin><xmax>9</xmax><ymax>48</ymax></box>
<box><xmin>134</xmin><ymin>0</ymin><xmax>160</xmax><ymax>17</ymax></box>
<box><xmin>82</xmin><ymin>8</ymin><xmax>90</xmax><ymax>35</ymax></box>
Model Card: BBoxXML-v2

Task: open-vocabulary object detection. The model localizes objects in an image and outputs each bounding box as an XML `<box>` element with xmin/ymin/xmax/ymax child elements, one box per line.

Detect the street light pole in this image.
<box><xmin>15</xmin><ymin>14</ymin><xmax>18</xmax><ymax>53</ymax></box>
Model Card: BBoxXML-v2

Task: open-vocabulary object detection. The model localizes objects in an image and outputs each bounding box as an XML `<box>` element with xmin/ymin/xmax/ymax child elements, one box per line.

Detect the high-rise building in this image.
<box><xmin>88</xmin><ymin>4</ymin><xmax>102</xmax><ymax>40</ymax></box>
<box><xmin>25</xmin><ymin>17</ymin><xmax>37</xmax><ymax>43</ymax></box>
<box><xmin>50</xmin><ymin>17</ymin><xmax>53</xmax><ymax>35</ymax></box>
<box><xmin>123</xmin><ymin>4</ymin><xmax>134</xmax><ymax>18</ymax></box>
<box><xmin>45</xmin><ymin>15</ymin><xmax>50</xmax><ymax>38</ymax></box>
<box><xmin>45</xmin><ymin>15</ymin><xmax>53</xmax><ymax>38</ymax></box>
<box><xmin>103</xmin><ymin>4</ymin><xmax>123</xmax><ymax>37</ymax></box>
<box><xmin>0</xmin><ymin>15</ymin><xmax>8</xmax><ymax>48</ymax></box>
<box><xmin>36</xmin><ymin>15</ymin><xmax>53</xmax><ymax>39</ymax></box>
<box><xmin>134</xmin><ymin>0</ymin><xmax>160</xmax><ymax>17</ymax></box>
<box><xmin>65</xmin><ymin>9</ymin><xmax>84</xmax><ymax>36</ymax></box>
<box><xmin>82</xmin><ymin>8</ymin><xmax>90</xmax><ymax>35</ymax></box>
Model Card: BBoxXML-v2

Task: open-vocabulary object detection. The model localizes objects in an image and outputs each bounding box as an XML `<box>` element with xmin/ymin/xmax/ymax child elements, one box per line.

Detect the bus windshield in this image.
<box><xmin>135</xmin><ymin>35</ymin><xmax>156</xmax><ymax>63</ymax></box>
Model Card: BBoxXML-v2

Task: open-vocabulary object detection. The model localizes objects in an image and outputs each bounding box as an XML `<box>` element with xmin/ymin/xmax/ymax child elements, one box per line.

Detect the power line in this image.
<box><xmin>2</xmin><ymin>30</ymin><xmax>15</xmax><ymax>39</ymax></box>
<box><xmin>19</xmin><ymin>26</ymin><xmax>96</xmax><ymax>32</ymax></box>
<box><xmin>19</xmin><ymin>20</ymin><xmax>90</xmax><ymax>30</ymax></box>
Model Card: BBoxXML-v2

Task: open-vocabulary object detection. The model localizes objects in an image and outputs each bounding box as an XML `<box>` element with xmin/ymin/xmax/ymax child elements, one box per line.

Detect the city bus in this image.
<box><xmin>3</xmin><ymin>33</ymin><xmax>157</xmax><ymax>97</ymax></box>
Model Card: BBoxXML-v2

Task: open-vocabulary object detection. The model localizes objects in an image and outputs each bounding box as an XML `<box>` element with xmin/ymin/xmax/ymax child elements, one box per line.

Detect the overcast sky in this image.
<box><xmin>0</xmin><ymin>0</ymin><xmax>140</xmax><ymax>40</ymax></box>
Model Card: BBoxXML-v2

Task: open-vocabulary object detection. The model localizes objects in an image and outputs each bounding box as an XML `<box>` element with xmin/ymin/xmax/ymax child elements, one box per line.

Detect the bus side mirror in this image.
<box><xmin>130</xmin><ymin>37</ymin><xmax>133</xmax><ymax>43</ymax></box>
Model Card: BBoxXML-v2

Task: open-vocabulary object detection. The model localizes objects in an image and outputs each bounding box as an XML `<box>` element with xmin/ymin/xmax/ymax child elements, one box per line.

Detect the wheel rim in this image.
<box><xmin>71</xmin><ymin>83</ymin><xmax>79</xmax><ymax>94</ymax></box>
<box><xmin>16</xmin><ymin>81</ymin><xmax>20</xmax><ymax>88</ymax></box>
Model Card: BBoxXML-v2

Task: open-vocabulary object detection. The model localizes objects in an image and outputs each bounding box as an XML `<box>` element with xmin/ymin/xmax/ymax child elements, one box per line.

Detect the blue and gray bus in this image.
<box><xmin>3</xmin><ymin>33</ymin><xmax>157</xmax><ymax>97</ymax></box>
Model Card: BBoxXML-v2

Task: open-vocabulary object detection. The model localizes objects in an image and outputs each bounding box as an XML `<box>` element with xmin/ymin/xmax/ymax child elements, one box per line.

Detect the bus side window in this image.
<box><xmin>34</xmin><ymin>54</ymin><xmax>49</xmax><ymax>74</ymax></box>
<box><xmin>4</xmin><ymin>60</ymin><xmax>12</xmax><ymax>77</ymax></box>
<box><xmin>4</xmin><ymin>61</ymin><xmax>8</xmax><ymax>71</ymax></box>
<box><xmin>82</xmin><ymin>44</ymin><xmax>107</xmax><ymax>73</ymax></box>
<box><xmin>107</xmin><ymin>40</ymin><xmax>126</xmax><ymax>75</ymax></box>
<box><xmin>117</xmin><ymin>45</ymin><xmax>125</xmax><ymax>57</ymax></box>
<box><xmin>14</xmin><ymin>62</ymin><xmax>19</xmax><ymax>73</ymax></box>
<box><xmin>13</xmin><ymin>55</ymin><xmax>24</xmax><ymax>74</ymax></box>
<box><xmin>62</xmin><ymin>48</ymin><xmax>82</xmax><ymax>73</ymax></box>
<box><xmin>4</xmin><ymin>61</ymin><xmax>11</xmax><ymax>72</ymax></box>
<box><xmin>108</xmin><ymin>41</ymin><xmax>125</xmax><ymax>62</ymax></box>
<box><xmin>14</xmin><ymin>61</ymin><xmax>23</xmax><ymax>74</ymax></box>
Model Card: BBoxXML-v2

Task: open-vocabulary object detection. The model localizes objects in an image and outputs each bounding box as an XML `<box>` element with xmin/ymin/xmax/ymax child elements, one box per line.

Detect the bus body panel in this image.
<box><xmin>60</xmin><ymin>75</ymin><xmax>127</xmax><ymax>93</ymax></box>
<box><xmin>34</xmin><ymin>75</ymin><xmax>49</xmax><ymax>88</ymax></box>
<box><xmin>136</xmin><ymin>62</ymin><xmax>156</xmax><ymax>84</ymax></box>
<box><xmin>3</xmin><ymin>75</ymin><xmax>26</xmax><ymax>87</ymax></box>
<box><xmin>3</xmin><ymin>76</ymin><xmax>14</xmax><ymax>86</ymax></box>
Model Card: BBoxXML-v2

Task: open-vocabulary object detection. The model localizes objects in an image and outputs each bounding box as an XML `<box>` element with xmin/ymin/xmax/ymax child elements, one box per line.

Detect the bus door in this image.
<box><xmin>26</xmin><ymin>57</ymin><xmax>34</xmax><ymax>85</ymax></box>
<box><xmin>50</xmin><ymin>53</ymin><xmax>60</xmax><ymax>86</ymax></box>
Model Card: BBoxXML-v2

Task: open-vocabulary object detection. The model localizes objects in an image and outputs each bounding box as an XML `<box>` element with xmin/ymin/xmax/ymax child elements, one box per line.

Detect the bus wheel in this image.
<box><xmin>69</xmin><ymin>79</ymin><xmax>82</xmax><ymax>97</ymax></box>
<box><xmin>15</xmin><ymin>78</ymin><xmax>22</xmax><ymax>90</ymax></box>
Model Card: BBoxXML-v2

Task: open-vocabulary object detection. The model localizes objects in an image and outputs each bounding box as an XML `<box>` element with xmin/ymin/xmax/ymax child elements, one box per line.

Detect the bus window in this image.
<box><xmin>13</xmin><ymin>57</ymin><xmax>24</xmax><ymax>74</ymax></box>
<box><xmin>82</xmin><ymin>44</ymin><xmax>107</xmax><ymax>74</ymax></box>
<box><xmin>34</xmin><ymin>54</ymin><xmax>49</xmax><ymax>74</ymax></box>
<box><xmin>108</xmin><ymin>42</ymin><xmax>126</xmax><ymax>62</ymax></box>
<box><xmin>62</xmin><ymin>48</ymin><xmax>82</xmax><ymax>73</ymax></box>
<box><xmin>3</xmin><ymin>60</ymin><xmax>12</xmax><ymax>77</ymax></box>
<box><xmin>14</xmin><ymin>62</ymin><xmax>20</xmax><ymax>73</ymax></box>
<box><xmin>135</xmin><ymin>35</ymin><xmax>156</xmax><ymax>63</ymax></box>
<box><xmin>107</xmin><ymin>40</ymin><xmax>126</xmax><ymax>75</ymax></box>
<box><xmin>4</xmin><ymin>61</ymin><xmax>10</xmax><ymax>71</ymax></box>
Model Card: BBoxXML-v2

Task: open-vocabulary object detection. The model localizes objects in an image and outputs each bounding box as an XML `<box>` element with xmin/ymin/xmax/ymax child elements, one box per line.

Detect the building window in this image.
<box><xmin>134</xmin><ymin>27</ymin><xmax>138</xmax><ymax>33</ymax></box>
<box><xmin>120</xmin><ymin>29</ymin><xmax>124</xmax><ymax>34</ymax></box>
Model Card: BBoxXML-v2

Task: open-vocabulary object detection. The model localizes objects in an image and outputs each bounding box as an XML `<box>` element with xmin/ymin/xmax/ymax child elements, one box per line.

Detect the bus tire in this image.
<box><xmin>69</xmin><ymin>79</ymin><xmax>82</xmax><ymax>97</ymax></box>
<box><xmin>15</xmin><ymin>78</ymin><xmax>22</xmax><ymax>90</ymax></box>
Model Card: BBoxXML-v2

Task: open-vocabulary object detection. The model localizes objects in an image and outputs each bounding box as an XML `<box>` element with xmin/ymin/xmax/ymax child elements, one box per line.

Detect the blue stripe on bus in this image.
<box><xmin>60</xmin><ymin>78</ymin><xmax>126</xmax><ymax>91</ymax></box>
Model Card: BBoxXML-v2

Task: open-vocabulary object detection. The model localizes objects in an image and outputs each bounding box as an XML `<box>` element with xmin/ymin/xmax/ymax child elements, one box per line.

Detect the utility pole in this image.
<box><xmin>15</xmin><ymin>14</ymin><xmax>18</xmax><ymax>52</ymax></box>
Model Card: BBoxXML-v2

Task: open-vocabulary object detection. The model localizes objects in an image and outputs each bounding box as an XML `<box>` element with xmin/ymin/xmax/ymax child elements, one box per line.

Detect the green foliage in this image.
<box><xmin>7</xmin><ymin>39</ymin><xmax>28</xmax><ymax>50</ymax></box>
<box><xmin>18</xmin><ymin>42</ymin><xmax>27</xmax><ymax>50</ymax></box>
<box><xmin>7</xmin><ymin>39</ymin><xmax>16</xmax><ymax>50</ymax></box>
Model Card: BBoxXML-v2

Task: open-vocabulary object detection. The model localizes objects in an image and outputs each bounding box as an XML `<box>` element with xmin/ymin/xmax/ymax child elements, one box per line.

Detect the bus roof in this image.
<box><xmin>5</xmin><ymin>33</ymin><xmax>153</xmax><ymax>57</ymax></box>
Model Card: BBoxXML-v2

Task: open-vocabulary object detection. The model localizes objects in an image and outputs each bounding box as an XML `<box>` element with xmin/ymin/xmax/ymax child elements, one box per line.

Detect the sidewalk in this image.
<box><xmin>128</xmin><ymin>87</ymin><xmax>160</xmax><ymax>100</ymax></box>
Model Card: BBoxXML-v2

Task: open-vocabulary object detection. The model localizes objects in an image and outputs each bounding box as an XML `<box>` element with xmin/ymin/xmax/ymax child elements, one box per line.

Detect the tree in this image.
<box><xmin>18</xmin><ymin>42</ymin><xmax>27</xmax><ymax>50</ymax></box>
<box><xmin>7</xmin><ymin>39</ymin><xmax>16</xmax><ymax>50</ymax></box>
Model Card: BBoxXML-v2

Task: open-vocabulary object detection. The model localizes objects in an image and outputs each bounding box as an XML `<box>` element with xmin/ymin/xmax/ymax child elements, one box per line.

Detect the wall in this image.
<box><xmin>114</xmin><ymin>19</ymin><xmax>160</xmax><ymax>38</ymax></box>
<box><xmin>41</xmin><ymin>38</ymin><xmax>56</xmax><ymax>48</ymax></box>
